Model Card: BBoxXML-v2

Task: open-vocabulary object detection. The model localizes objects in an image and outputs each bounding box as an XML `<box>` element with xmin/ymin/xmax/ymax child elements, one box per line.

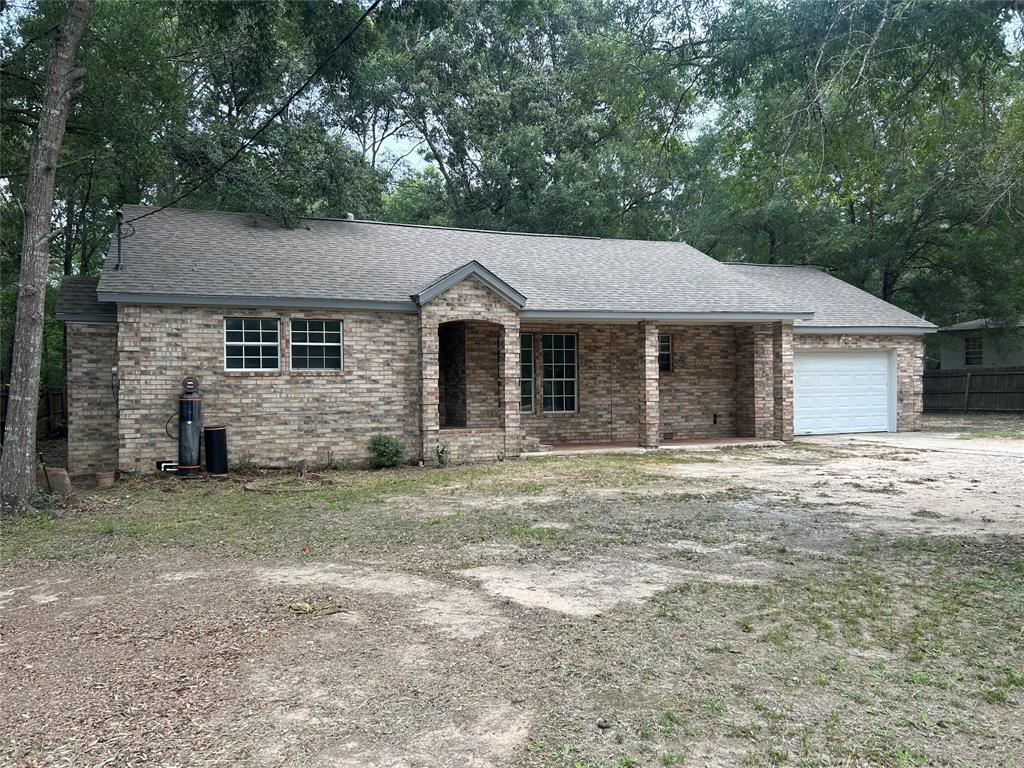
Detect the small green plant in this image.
<box><xmin>369</xmin><ymin>435</ymin><xmax>407</xmax><ymax>469</ymax></box>
<box><xmin>320</xmin><ymin>450</ymin><xmax>340</xmax><ymax>471</ymax></box>
<box><xmin>233</xmin><ymin>453</ymin><xmax>259</xmax><ymax>473</ymax></box>
<box><xmin>433</xmin><ymin>442</ymin><xmax>451</xmax><ymax>468</ymax></box>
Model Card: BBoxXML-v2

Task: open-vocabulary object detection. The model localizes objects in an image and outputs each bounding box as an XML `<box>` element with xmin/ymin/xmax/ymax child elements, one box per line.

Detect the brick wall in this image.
<box><xmin>734</xmin><ymin>326</ymin><xmax>776</xmax><ymax>438</ymax></box>
<box><xmin>433</xmin><ymin>427</ymin><xmax>508</xmax><ymax>464</ymax></box>
<box><xmin>659</xmin><ymin>326</ymin><xmax>738</xmax><ymax>440</ymax></box>
<box><xmin>520</xmin><ymin>323</ymin><xmax>642</xmax><ymax>444</ymax></box>
<box><xmin>465</xmin><ymin>322</ymin><xmax>501</xmax><ymax>426</ymax></box>
<box><xmin>773</xmin><ymin>323</ymin><xmax>794</xmax><ymax>441</ymax></box>
<box><xmin>792</xmin><ymin>333</ymin><xmax>924</xmax><ymax>431</ymax></box>
<box><xmin>66</xmin><ymin>322</ymin><xmax>118</xmax><ymax>474</ymax></box>
<box><xmin>107</xmin><ymin>296</ymin><xmax>923</xmax><ymax>472</ymax></box>
<box><xmin>116</xmin><ymin>305</ymin><xmax>421</xmax><ymax>471</ymax></box>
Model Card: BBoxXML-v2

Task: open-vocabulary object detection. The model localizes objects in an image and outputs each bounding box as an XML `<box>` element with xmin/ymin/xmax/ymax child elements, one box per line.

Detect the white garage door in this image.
<box><xmin>794</xmin><ymin>351</ymin><xmax>893</xmax><ymax>435</ymax></box>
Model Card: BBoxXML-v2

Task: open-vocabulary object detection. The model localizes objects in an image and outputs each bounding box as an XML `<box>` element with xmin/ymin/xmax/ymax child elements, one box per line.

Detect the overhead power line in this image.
<box><xmin>123</xmin><ymin>0</ymin><xmax>384</xmax><ymax>225</ymax></box>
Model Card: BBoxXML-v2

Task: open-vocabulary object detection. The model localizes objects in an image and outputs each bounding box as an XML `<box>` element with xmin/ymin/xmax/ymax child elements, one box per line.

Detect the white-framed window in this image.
<box><xmin>291</xmin><ymin>319</ymin><xmax>343</xmax><ymax>370</ymax></box>
<box><xmin>542</xmin><ymin>333</ymin><xmax>577</xmax><ymax>412</ymax></box>
<box><xmin>224</xmin><ymin>318</ymin><xmax>279</xmax><ymax>370</ymax></box>
<box><xmin>520</xmin><ymin>333</ymin><xmax>534</xmax><ymax>412</ymax></box>
<box><xmin>964</xmin><ymin>337</ymin><xmax>983</xmax><ymax>366</ymax></box>
<box><xmin>658</xmin><ymin>333</ymin><xmax>672</xmax><ymax>372</ymax></box>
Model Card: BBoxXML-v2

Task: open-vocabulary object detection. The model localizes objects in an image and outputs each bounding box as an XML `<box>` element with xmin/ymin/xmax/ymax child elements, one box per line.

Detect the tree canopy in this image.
<box><xmin>2</xmin><ymin>0</ymin><xmax>1022</xmax><ymax>387</ymax></box>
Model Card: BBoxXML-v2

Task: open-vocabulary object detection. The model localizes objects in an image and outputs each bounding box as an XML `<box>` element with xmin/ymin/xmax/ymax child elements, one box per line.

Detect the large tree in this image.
<box><xmin>677</xmin><ymin>1</ymin><xmax>1024</xmax><ymax>326</ymax></box>
<box><xmin>1</xmin><ymin>0</ymin><xmax>95</xmax><ymax>514</ymax></box>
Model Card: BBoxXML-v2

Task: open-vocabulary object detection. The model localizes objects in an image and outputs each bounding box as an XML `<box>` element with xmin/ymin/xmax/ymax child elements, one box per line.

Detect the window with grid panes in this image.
<box><xmin>224</xmin><ymin>318</ymin><xmax>279</xmax><ymax>370</ymax></box>
<box><xmin>291</xmin><ymin>319</ymin><xmax>342</xmax><ymax>370</ymax></box>
<box><xmin>658</xmin><ymin>333</ymin><xmax>672</xmax><ymax>372</ymax></box>
<box><xmin>541</xmin><ymin>333</ymin><xmax>577</xmax><ymax>412</ymax></box>
<box><xmin>964</xmin><ymin>337</ymin><xmax>983</xmax><ymax>366</ymax></box>
<box><xmin>520</xmin><ymin>333</ymin><xmax>534</xmax><ymax>411</ymax></box>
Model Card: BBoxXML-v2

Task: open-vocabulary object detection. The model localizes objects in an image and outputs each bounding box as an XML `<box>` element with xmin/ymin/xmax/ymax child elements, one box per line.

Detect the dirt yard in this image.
<box><xmin>3</xmin><ymin>423</ymin><xmax>1023</xmax><ymax>767</ymax></box>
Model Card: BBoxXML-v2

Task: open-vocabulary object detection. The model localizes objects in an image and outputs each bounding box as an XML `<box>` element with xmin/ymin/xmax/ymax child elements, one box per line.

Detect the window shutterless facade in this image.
<box><xmin>658</xmin><ymin>333</ymin><xmax>672</xmax><ymax>372</ymax></box>
<box><xmin>520</xmin><ymin>332</ymin><xmax>534</xmax><ymax>412</ymax></box>
<box><xmin>964</xmin><ymin>337</ymin><xmax>983</xmax><ymax>366</ymax></box>
<box><xmin>224</xmin><ymin>318</ymin><xmax>279</xmax><ymax>370</ymax></box>
<box><xmin>541</xmin><ymin>333</ymin><xmax>577</xmax><ymax>412</ymax></box>
<box><xmin>291</xmin><ymin>319</ymin><xmax>343</xmax><ymax>370</ymax></box>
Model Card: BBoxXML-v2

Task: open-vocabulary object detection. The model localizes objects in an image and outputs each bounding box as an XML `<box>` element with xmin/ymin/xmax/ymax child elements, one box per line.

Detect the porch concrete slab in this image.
<box><xmin>522</xmin><ymin>437</ymin><xmax>780</xmax><ymax>458</ymax></box>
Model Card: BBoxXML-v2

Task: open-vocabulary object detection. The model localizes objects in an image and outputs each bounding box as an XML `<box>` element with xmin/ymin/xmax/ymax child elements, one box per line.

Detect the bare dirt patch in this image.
<box><xmin>259</xmin><ymin>562</ymin><xmax>506</xmax><ymax>638</ymax></box>
<box><xmin>464</xmin><ymin>557</ymin><xmax>766</xmax><ymax>617</ymax></box>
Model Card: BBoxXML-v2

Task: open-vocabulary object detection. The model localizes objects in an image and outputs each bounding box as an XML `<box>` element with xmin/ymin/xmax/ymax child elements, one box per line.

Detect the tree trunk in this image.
<box><xmin>78</xmin><ymin>164</ymin><xmax>92</xmax><ymax>274</ymax></box>
<box><xmin>881</xmin><ymin>267</ymin><xmax>899</xmax><ymax>303</ymax></box>
<box><xmin>0</xmin><ymin>0</ymin><xmax>95</xmax><ymax>516</ymax></box>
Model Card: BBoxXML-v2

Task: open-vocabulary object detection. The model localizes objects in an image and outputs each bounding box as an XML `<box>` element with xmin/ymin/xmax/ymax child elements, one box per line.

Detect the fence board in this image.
<box><xmin>924</xmin><ymin>366</ymin><xmax>1024</xmax><ymax>412</ymax></box>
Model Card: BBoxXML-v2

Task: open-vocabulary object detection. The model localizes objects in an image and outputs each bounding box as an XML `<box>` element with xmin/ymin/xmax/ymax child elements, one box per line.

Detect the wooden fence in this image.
<box><xmin>0</xmin><ymin>388</ymin><xmax>67</xmax><ymax>437</ymax></box>
<box><xmin>923</xmin><ymin>367</ymin><xmax>1024</xmax><ymax>412</ymax></box>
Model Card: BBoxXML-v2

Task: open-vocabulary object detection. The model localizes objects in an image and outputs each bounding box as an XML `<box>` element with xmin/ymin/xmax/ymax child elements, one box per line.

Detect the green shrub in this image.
<box><xmin>368</xmin><ymin>435</ymin><xmax>406</xmax><ymax>469</ymax></box>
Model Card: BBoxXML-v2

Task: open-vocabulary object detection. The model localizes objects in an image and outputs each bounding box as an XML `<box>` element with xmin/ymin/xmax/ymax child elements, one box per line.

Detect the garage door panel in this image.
<box><xmin>794</xmin><ymin>351</ymin><xmax>892</xmax><ymax>435</ymax></box>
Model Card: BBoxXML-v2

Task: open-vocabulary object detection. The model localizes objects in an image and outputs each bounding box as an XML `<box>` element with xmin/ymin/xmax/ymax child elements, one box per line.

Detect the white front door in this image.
<box><xmin>793</xmin><ymin>351</ymin><xmax>893</xmax><ymax>435</ymax></box>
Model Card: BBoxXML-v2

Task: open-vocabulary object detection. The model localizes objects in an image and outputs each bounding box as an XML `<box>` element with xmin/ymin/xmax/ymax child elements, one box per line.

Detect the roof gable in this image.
<box><xmin>412</xmin><ymin>261</ymin><xmax>526</xmax><ymax>308</ymax></box>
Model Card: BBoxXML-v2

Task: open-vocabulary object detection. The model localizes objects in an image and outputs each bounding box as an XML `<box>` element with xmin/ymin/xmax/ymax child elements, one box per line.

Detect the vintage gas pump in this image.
<box><xmin>178</xmin><ymin>376</ymin><xmax>202</xmax><ymax>477</ymax></box>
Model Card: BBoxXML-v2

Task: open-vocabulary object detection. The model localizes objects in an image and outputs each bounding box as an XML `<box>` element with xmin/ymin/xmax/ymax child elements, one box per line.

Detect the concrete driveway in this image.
<box><xmin>660</xmin><ymin>428</ymin><xmax>1024</xmax><ymax>537</ymax></box>
<box><xmin>804</xmin><ymin>429</ymin><xmax>1024</xmax><ymax>459</ymax></box>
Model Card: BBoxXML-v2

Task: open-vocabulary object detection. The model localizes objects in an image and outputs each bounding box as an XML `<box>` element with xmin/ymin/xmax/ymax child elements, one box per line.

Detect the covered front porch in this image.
<box><xmin>414</xmin><ymin>266</ymin><xmax>795</xmax><ymax>464</ymax></box>
<box><xmin>518</xmin><ymin>321</ymin><xmax>794</xmax><ymax>453</ymax></box>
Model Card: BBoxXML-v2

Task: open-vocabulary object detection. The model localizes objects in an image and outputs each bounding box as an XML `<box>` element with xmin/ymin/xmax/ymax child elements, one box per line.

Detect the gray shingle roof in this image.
<box><xmin>723</xmin><ymin>264</ymin><xmax>935</xmax><ymax>330</ymax></box>
<box><xmin>92</xmin><ymin>206</ymin><xmax>931</xmax><ymax>330</ymax></box>
<box><xmin>96</xmin><ymin>206</ymin><xmax>811</xmax><ymax>318</ymax></box>
<box><xmin>55</xmin><ymin>276</ymin><xmax>116</xmax><ymax>323</ymax></box>
<box><xmin>940</xmin><ymin>318</ymin><xmax>1024</xmax><ymax>332</ymax></box>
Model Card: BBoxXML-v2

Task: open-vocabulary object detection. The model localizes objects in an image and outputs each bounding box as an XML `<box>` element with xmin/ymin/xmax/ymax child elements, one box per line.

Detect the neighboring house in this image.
<box><xmin>933</xmin><ymin>319</ymin><xmax>1024</xmax><ymax>370</ymax></box>
<box><xmin>56</xmin><ymin>206</ymin><xmax>935</xmax><ymax>474</ymax></box>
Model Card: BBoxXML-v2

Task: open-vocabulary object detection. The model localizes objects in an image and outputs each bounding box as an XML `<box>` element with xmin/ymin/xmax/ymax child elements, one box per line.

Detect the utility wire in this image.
<box><xmin>123</xmin><ymin>0</ymin><xmax>384</xmax><ymax>225</ymax></box>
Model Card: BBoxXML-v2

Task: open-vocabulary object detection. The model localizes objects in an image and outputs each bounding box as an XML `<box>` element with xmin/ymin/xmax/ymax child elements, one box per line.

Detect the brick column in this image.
<box><xmin>638</xmin><ymin>321</ymin><xmax>660</xmax><ymax>448</ymax></box>
<box><xmin>500</xmin><ymin>319</ymin><xmax>521</xmax><ymax>457</ymax></box>
<box><xmin>737</xmin><ymin>325</ymin><xmax>774</xmax><ymax>439</ymax></box>
<box><xmin>419</xmin><ymin>315</ymin><xmax>440</xmax><ymax>462</ymax></box>
<box><xmin>116</xmin><ymin>304</ymin><xmax>141</xmax><ymax>473</ymax></box>
<box><xmin>772</xmin><ymin>322</ymin><xmax>794</xmax><ymax>441</ymax></box>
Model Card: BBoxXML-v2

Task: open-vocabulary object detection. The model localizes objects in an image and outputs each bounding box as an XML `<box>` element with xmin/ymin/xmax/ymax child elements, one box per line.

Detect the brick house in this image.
<box><xmin>56</xmin><ymin>206</ymin><xmax>935</xmax><ymax>474</ymax></box>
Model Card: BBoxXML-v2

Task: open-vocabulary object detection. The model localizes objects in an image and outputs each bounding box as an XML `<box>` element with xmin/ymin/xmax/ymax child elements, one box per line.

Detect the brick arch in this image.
<box><xmin>418</xmin><ymin>275</ymin><xmax>521</xmax><ymax>463</ymax></box>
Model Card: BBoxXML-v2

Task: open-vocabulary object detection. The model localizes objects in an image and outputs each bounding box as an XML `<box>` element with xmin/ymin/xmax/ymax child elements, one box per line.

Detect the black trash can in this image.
<box><xmin>203</xmin><ymin>425</ymin><xmax>228</xmax><ymax>476</ymax></box>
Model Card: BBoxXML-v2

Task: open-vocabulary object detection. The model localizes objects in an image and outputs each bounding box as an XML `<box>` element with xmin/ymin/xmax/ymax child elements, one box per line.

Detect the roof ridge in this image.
<box><xmin>121</xmin><ymin>204</ymin><xmax>709</xmax><ymax>246</ymax></box>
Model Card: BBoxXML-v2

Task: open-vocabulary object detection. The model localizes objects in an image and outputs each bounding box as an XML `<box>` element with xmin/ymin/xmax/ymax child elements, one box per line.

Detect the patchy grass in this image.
<box><xmin>923</xmin><ymin>412</ymin><xmax>1024</xmax><ymax>440</ymax></box>
<box><xmin>3</xmin><ymin>443</ymin><xmax>1023</xmax><ymax>767</ymax></box>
